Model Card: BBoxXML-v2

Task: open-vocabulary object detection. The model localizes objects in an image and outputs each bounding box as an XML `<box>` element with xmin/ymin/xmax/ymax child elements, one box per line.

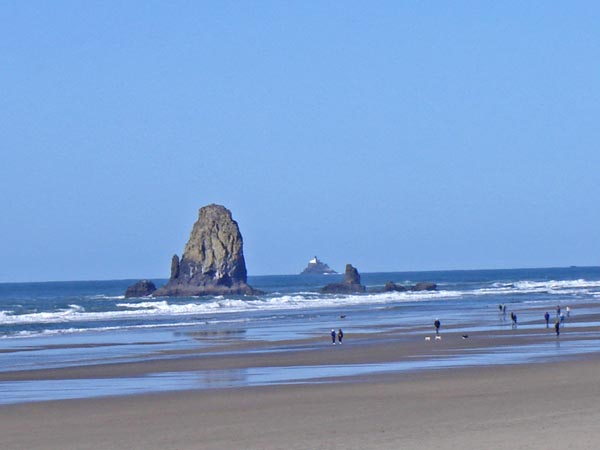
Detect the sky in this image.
<box><xmin>1</xmin><ymin>1</ymin><xmax>599</xmax><ymax>282</ymax></box>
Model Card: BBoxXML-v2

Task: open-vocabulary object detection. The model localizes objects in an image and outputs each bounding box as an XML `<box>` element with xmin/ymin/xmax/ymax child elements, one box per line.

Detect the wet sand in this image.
<box><xmin>1</xmin><ymin>308</ymin><xmax>598</xmax><ymax>383</ymax></box>
<box><xmin>2</xmin><ymin>357</ymin><xmax>600</xmax><ymax>450</ymax></box>
<box><xmin>2</xmin><ymin>303</ymin><xmax>600</xmax><ymax>448</ymax></box>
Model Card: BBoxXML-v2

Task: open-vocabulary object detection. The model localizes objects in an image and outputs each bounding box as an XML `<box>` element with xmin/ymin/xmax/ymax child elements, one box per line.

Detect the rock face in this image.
<box><xmin>125</xmin><ymin>279</ymin><xmax>157</xmax><ymax>298</ymax></box>
<box><xmin>153</xmin><ymin>204</ymin><xmax>259</xmax><ymax>297</ymax></box>
<box><xmin>383</xmin><ymin>281</ymin><xmax>437</xmax><ymax>292</ymax></box>
<box><xmin>170</xmin><ymin>254</ymin><xmax>180</xmax><ymax>279</ymax></box>
<box><xmin>300</xmin><ymin>256</ymin><xmax>337</xmax><ymax>275</ymax></box>
<box><xmin>321</xmin><ymin>264</ymin><xmax>366</xmax><ymax>294</ymax></box>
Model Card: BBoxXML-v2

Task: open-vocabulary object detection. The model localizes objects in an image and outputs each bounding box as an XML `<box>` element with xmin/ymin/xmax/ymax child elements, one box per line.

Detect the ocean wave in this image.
<box><xmin>1</xmin><ymin>278</ymin><xmax>597</xmax><ymax>327</ymax></box>
<box><xmin>514</xmin><ymin>279</ymin><xmax>600</xmax><ymax>290</ymax></box>
<box><xmin>471</xmin><ymin>279</ymin><xmax>600</xmax><ymax>297</ymax></box>
<box><xmin>0</xmin><ymin>289</ymin><xmax>461</xmax><ymax>326</ymax></box>
<box><xmin>88</xmin><ymin>294</ymin><xmax>125</xmax><ymax>300</ymax></box>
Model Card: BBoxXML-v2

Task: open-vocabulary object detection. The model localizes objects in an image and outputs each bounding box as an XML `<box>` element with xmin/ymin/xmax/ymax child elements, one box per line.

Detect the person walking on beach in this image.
<box><xmin>434</xmin><ymin>319</ymin><xmax>441</xmax><ymax>335</ymax></box>
<box><xmin>566</xmin><ymin>306</ymin><xmax>571</xmax><ymax>317</ymax></box>
<box><xmin>510</xmin><ymin>312</ymin><xmax>517</xmax><ymax>328</ymax></box>
<box><xmin>331</xmin><ymin>329</ymin><xmax>336</xmax><ymax>345</ymax></box>
<box><xmin>544</xmin><ymin>311</ymin><xmax>550</xmax><ymax>328</ymax></box>
<box><xmin>555</xmin><ymin>320</ymin><xmax>560</xmax><ymax>337</ymax></box>
<box><xmin>337</xmin><ymin>328</ymin><xmax>344</xmax><ymax>344</ymax></box>
<box><xmin>556</xmin><ymin>305</ymin><xmax>561</xmax><ymax>317</ymax></box>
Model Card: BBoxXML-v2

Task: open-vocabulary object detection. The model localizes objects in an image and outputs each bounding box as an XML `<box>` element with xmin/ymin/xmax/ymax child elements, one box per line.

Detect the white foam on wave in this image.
<box><xmin>0</xmin><ymin>289</ymin><xmax>461</xmax><ymax>326</ymax></box>
<box><xmin>66</xmin><ymin>304</ymin><xmax>85</xmax><ymax>312</ymax></box>
<box><xmin>0</xmin><ymin>304</ymin><xmax>88</xmax><ymax>325</ymax></box>
<box><xmin>2</xmin><ymin>278</ymin><xmax>596</xmax><ymax>328</ymax></box>
<box><xmin>472</xmin><ymin>279</ymin><xmax>600</xmax><ymax>297</ymax></box>
<box><xmin>515</xmin><ymin>279</ymin><xmax>600</xmax><ymax>291</ymax></box>
<box><xmin>118</xmin><ymin>301</ymin><xmax>169</xmax><ymax>309</ymax></box>
<box><xmin>89</xmin><ymin>294</ymin><xmax>125</xmax><ymax>300</ymax></box>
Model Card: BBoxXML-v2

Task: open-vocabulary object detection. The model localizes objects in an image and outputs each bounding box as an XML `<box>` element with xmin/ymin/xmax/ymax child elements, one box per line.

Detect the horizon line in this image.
<box><xmin>0</xmin><ymin>264</ymin><xmax>597</xmax><ymax>285</ymax></box>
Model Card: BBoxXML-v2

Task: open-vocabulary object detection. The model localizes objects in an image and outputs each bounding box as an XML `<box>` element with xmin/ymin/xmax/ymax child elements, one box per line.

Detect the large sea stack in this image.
<box><xmin>153</xmin><ymin>204</ymin><xmax>259</xmax><ymax>297</ymax></box>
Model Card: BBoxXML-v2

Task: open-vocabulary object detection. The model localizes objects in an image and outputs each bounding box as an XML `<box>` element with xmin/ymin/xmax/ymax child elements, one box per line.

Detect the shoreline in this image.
<box><xmin>2</xmin><ymin>297</ymin><xmax>600</xmax><ymax>448</ymax></box>
<box><xmin>2</xmin><ymin>301</ymin><xmax>599</xmax><ymax>382</ymax></box>
<box><xmin>0</xmin><ymin>324</ymin><xmax>589</xmax><ymax>381</ymax></box>
<box><xmin>1</xmin><ymin>311</ymin><xmax>599</xmax><ymax>397</ymax></box>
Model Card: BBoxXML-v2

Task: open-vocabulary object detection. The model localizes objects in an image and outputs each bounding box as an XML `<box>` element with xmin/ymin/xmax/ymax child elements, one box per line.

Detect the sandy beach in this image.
<box><xmin>2</xmin><ymin>309</ymin><xmax>600</xmax><ymax>450</ymax></box>
<box><xmin>2</xmin><ymin>276</ymin><xmax>600</xmax><ymax>449</ymax></box>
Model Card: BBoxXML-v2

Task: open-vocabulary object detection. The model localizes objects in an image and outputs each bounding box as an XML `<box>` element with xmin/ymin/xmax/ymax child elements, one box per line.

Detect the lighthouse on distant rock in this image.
<box><xmin>300</xmin><ymin>256</ymin><xmax>337</xmax><ymax>275</ymax></box>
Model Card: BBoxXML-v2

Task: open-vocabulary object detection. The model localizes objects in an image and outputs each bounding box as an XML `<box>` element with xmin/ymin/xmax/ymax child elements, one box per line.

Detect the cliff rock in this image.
<box><xmin>125</xmin><ymin>279</ymin><xmax>157</xmax><ymax>298</ymax></box>
<box><xmin>153</xmin><ymin>204</ymin><xmax>260</xmax><ymax>297</ymax></box>
<box><xmin>321</xmin><ymin>264</ymin><xmax>366</xmax><ymax>294</ymax></box>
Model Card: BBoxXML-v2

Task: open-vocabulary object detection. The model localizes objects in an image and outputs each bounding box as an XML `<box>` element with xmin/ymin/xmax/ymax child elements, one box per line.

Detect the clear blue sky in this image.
<box><xmin>1</xmin><ymin>1</ymin><xmax>599</xmax><ymax>282</ymax></box>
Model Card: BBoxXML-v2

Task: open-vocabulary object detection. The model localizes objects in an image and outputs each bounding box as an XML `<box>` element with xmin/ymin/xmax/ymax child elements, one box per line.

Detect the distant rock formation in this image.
<box><xmin>153</xmin><ymin>204</ymin><xmax>260</xmax><ymax>297</ymax></box>
<box><xmin>321</xmin><ymin>264</ymin><xmax>366</xmax><ymax>294</ymax></box>
<box><xmin>300</xmin><ymin>256</ymin><xmax>337</xmax><ymax>275</ymax></box>
<box><xmin>383</xmin><ymin>281</ymin><xmax>437</xmax><ymax>292</ymax></box>
<box><xmin>124</xmin><ymin>279</ymin><xmax>157</xmax><ymax>298</ymax></box>
<box><xmin>383</xmin><ymin>281</ymin><xmax>407</xmax><ymax>292</ymax></box>
<box><xmin>413</xmin><ymin>282</ymin><xmax>437</xmax><ymax>291</ymax></box>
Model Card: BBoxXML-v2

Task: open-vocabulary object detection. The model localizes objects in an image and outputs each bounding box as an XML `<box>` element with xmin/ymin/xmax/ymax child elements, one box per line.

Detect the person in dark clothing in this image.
<box><xmin>544</xmin><ymin>312</ymin><xmax>550</xmax><ymax>328</ymax></box>
<box><xmin>331</xmin><ymin>329</ymin><xmax>336</xmax><ymax>344</ymax></box>
<box><xmin>555</xmin><ymin>320</ymin><xmax>560</xmax><ymax>337</ymax></box>
<box><xmin>337</xmin><ymin>328</ymin><xmax>344</xmax><ymax>344</ymax></box>
<box><xmin>556</xmin><ymin>305</ymin><xmax>561</xmax><ymax>317</ymax></box>
<box><xmin>434</xmin><ymin>319</ymin><xmax>441</xmax><ymax>335</ymax></box>
<box><xmin>511</xmin><ymin>312</ymin><xmax>517</xmax><ymax>328</ymax></box>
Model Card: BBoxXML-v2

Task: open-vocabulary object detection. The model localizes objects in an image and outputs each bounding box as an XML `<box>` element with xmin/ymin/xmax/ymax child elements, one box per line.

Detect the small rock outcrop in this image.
<box><xmin>153</xmin><ymin>204</ymin><xmax>260</xmax><ymax>297</ymax></box>
<box><xmin>383</xmin><ymin>281</ymin><xmax>437</xmax><ymax>292</ymax></box>
<box><xmin>300</xmin><ymin>256</ymin><xmax>337</xmax><ymax>275</ymax></box>
<box><xmin>383</xmin><ymin>281</ymin><xmax>407</xmax><ymax>292</ymax></box>
<box><xmin>125</xmin><ymin>279</ymin><xmax>157</xmax><ymax>298</ymax></box>
<box><xmin>321</xmin><ymin>264</ymin><xmax>366</xmax><ymax>294</ymax></box>
<box><xmin>412</xmin><ymin>282</ymin><xmax>437</xmax><ymax>291</ymax></box>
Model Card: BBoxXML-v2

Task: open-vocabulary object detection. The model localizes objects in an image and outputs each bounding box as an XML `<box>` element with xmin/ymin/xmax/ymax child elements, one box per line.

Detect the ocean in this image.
<box><xmin>2</xmin><ymin>266</ymin><xmax>600</xmax><ymax>404</ymax></box>
<box><xmin>2</xmin><ymin>266</ymin><xmax>600</xmax><ymax>340</ymax></box>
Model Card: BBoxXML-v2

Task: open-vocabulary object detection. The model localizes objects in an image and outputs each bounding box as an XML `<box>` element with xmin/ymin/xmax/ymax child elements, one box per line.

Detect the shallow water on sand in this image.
<box><xmin>2</xmin><ymin>267</ymin><xmax>600</xmax><ymax>404</ymax></box>
<box><xmin>2</xmin><ymin>330</ymin><xmax>600</xmax><ymax>405</ymax></box>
